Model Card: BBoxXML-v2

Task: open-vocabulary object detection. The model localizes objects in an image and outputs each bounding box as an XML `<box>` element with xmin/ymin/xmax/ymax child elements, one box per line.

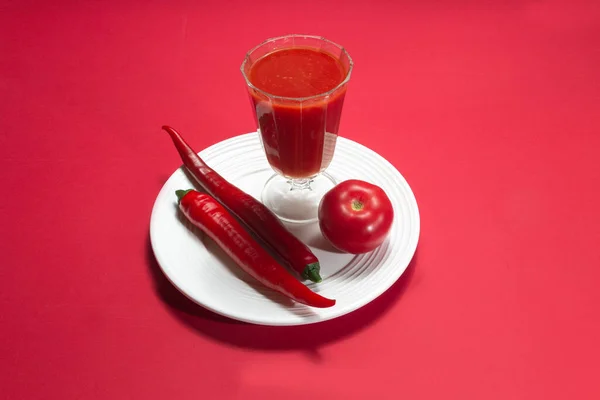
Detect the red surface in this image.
<box><xmin>1</xmin><ymin>0</ymin><xmax>599</xmax><ymax>399</ymax></box>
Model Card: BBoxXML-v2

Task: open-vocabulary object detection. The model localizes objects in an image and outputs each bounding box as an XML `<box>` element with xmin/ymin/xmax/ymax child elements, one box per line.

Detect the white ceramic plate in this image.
<box><xmin>150</xmin><ymin>132</ymin><xmax>420</xmax><ymax>326</ymax></box>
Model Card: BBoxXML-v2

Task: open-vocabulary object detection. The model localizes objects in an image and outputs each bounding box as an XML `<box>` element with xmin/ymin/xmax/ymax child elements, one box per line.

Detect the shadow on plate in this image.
<box><xmin>282</xmin><ymin>221</ymin><xmax>345</xmax><ymax>253</ymax></box>
<box><xmin>146</xmin><ymin>232</ymin><xmax>418</xmax><ymax>355</ymax></box>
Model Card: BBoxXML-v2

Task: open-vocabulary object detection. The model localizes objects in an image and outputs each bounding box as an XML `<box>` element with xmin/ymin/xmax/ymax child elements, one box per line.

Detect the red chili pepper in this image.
<box><xmin>163</xmin><ymin>125</ymin><xmax>323</xmax><ymax>283</ymax></box>
<box><xmin>176</xmin><ymin>189</ymin><xmax>335</xmax><ymax>308</ymax></box>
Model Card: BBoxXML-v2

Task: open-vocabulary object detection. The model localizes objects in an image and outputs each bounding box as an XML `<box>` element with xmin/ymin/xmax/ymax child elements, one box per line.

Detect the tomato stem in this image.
<box><xmin>352</xmin><ymin>200</ymin><xmax>364</xmax><ymax>211</ymax></box>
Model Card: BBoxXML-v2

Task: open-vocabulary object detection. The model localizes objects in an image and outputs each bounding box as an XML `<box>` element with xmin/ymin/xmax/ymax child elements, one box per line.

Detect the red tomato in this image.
<box><xmin>318</xmin><ymin>179</ymin><xmax>394</xmax><ymax>254</ymax></box>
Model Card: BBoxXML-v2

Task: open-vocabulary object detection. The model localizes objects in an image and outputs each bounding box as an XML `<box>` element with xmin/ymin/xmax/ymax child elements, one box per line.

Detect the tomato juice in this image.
<box><xmin>244</xmin><ymin>46</ymin><xmax>350</xmax><ymax>179</ymax></box>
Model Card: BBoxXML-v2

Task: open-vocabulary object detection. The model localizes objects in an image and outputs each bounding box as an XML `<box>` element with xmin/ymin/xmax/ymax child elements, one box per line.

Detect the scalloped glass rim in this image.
<box><xmin>240</xmin><ymin>34</ymin><xmax>354</xmax><ymax>102</ymax></box>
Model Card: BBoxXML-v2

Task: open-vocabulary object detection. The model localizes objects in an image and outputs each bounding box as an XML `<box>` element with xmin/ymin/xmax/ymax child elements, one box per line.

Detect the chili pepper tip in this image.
<box><xmin>162</xmin><ymin>125</ymin><xmax>178</xmax><ymax>137</ymax></box>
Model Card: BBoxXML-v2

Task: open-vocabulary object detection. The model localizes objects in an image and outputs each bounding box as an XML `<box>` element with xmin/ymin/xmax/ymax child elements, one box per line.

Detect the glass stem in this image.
<box><xmin>289</xmin><ymin>178</ymin><xmax>312</xmax><ymax>191</ymax></box>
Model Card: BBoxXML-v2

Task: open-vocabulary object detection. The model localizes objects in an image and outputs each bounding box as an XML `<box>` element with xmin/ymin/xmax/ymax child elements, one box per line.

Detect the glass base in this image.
<box><xmin>261</xmin><ymin>172</ymin><xmax>337</xmax><ymax>224</ymax></box>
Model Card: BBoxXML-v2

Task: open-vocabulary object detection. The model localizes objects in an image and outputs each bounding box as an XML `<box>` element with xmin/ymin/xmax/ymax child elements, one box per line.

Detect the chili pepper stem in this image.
<box><xmin>303</xmin><ymin>262</ymin><xmax>322</xmax><ymax>283</ymax></box>
<box><xmin>176</xmin><ymin>189</ymin><xmax>193</xmax><ymax>203</ymax></box>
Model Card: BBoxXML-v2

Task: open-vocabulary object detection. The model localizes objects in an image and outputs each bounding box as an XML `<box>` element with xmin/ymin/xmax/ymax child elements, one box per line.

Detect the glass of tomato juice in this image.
<box><xmin>241</xmin><ymin>34</ymin><xmax>353</xmax><ymax>223</ymax></box>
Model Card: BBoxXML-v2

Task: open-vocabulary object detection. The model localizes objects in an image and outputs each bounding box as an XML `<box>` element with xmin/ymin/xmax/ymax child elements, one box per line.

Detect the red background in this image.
<box><xmin>1</xmin><ymin>0</ymin><xmax>599</xmax><ymax>398</ymax></box>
